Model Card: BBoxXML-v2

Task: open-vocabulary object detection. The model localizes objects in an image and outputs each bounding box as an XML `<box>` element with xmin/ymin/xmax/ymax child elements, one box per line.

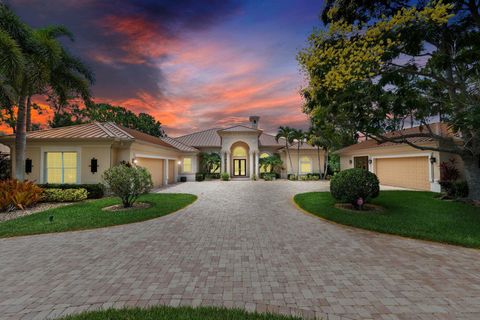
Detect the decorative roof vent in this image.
<box><xmin>249</xmin><ymin>116</ymin><xmax>260</xmax><ymax>129</ymax></box>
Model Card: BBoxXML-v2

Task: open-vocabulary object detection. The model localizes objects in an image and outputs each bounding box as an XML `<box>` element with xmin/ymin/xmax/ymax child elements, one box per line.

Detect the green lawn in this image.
<box><xmin>58</xmin><ymin>306</ymin><xmax>301</xmax><ymax>320</ymax></box>
<box><xmin>0</xmin><ymin>193</ymin><xmax>197</xmax><ymax>238</ymax></box>
<box><xmin>294</xmin><ymin>191</ymin><xmax>480</xmax><ymax>248</ymax></box>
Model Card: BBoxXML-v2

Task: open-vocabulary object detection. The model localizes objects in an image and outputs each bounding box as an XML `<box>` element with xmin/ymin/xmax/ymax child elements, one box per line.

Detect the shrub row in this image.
<box><xmin>37</xmin><ymin>183</ymin><xmax>104</xmax><ymax>199</ymax></box>
<box><xmin>196</xmin><ymin>172</ymin><xmax>221</xmax><ymax>181</ymax></box>
<box><xmin>42</xmin><ymin>188</ymin><xmax>88</xmax><ymax>202</ymax></box>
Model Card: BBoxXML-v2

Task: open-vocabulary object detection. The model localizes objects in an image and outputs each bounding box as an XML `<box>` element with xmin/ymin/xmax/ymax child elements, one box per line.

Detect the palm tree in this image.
<box><xmin>308</xmin><ymin>125</ymin><xmax>330</xmax><ymax>179</ymax></box>
<box><xmin>200</xmin><ymin>152</ymin><xmax>221</xmax><ymax>174</ymax></box>
<box><xmin>290</xmin><ymin>129</ymin><xmax>305</xmax><ymax>177</ymax></box>
<box><xmin>275</xmin><ymin>126</ymin><xmax>294</xmax><ymax>175</ymax></box>
<box><xmin>0</xmin><ymin>4</ymin><xmax>93</xmax><ymax>180</ymax></box>
<box><xmin>259</xmin><ymin>154</ymin><xmax>283</xmax><ymax>175</ymax></box>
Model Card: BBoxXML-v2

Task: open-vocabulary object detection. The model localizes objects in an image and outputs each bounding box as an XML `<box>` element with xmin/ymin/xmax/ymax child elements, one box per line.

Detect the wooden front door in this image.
<box><xmin>233</xmin><ymin>159</ymin><xmax>246</xmax><ymax>176</ymax></box>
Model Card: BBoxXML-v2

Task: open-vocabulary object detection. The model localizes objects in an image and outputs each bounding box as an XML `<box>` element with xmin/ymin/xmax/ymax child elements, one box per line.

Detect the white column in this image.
<box><xmin>220</xmin><ymin>152</ymin><xmax>225</xmax><ymax>173</ymax></box>
<box><xmin>249</xmin><ymin>151</ymin><xmax>254</xmax><ymax>178</ymax></box>
<box><xmin>164</xmin><ymin>159</ymin><xmax>169</xmax><ymax>185</ymax></box>
<box><xmin>255</xmin><ymin>151</ymin><xmax>259</xmax><ymax>176</ymax></box>
<box><xmin>226</xmin><ymin>152</ymin><xmax>231</xmax><ymax>175</ymax></box>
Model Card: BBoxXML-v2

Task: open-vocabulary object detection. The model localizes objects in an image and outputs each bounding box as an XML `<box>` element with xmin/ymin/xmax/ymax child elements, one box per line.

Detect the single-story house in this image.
<box><xmin>335</xmin><ymin>123</ymin><xmax>464</xmax><ymax>192</ymax></box>
<box><xmin>0</xmin><ymin>116</ymin><xmax>324</xmax><ymax>187</ymax></box>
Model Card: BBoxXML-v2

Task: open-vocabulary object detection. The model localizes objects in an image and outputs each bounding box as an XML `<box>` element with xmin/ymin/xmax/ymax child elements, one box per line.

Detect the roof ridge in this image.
<box><xmin>174</xmin><ymin>127</ymin><xmax>221</xmax><ymax>139</ymax></box>
<box><xmin>93</xmin><ymin>122</ymin><xmax>117</xmax><ymax>138</ymax></box>
<box><xmin>108</xmin><ymin>122</ymin><xmax>134</xmax><ymax>139</ymax></box>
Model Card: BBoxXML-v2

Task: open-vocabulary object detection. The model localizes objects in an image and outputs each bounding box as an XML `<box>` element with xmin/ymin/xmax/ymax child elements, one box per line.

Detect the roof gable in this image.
<box><xmin>217</xmin><ymin>125</ymin><xmax>262</xmax><ymax>133</ymax></box>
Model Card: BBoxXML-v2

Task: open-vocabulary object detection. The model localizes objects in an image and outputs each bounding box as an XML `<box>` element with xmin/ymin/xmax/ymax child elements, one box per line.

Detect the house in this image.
<box><xmin>335</xmin><ymin>123</ymin><xmax>464</xmax><ymax>192</ymax></box>
<box><xmin>0</xmin><ymin>116</ymin><xmax>324</xmax><ymax>187</ymax></box>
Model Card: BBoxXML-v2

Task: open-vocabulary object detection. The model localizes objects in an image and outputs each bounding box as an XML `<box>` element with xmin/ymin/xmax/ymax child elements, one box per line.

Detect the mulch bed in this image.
<box><xmin>0</xmin><ymin>202</ymin><xmax>73</xmax><ymax>222</ymax></box>
<box><xmin>102</xmin><ymin>202</ymin><xmax>151</xmax><ymax>212</ymax></box>
<box><xmin>334</xmin><ymin>203</ymin><xmax>385</xmax><ymax>213</ymax></box>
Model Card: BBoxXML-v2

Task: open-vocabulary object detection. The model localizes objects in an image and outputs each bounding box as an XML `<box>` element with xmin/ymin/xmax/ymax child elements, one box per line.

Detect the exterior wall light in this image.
<box><xmin>25</xmin><ymin>158</ymin><xmax>32</xmax><ymax>174</ymax></box>
<box><xmin>90</xmin><ymin>158</ymin><xmax>98</xmax><ymax>173</ymax></box>
<box><xmin>132</xmin><ymin>158</ymin><xmax>138</xmax><ymax>165</ymax></box>
<box><xmin>430</xmin><ymin>157</ymin><xmax>437</xmax><ymax>164</ymax></box>
<box><xmin>178</xmin><ymin>161</ymin><xmax>182</xmax><ymax>165</ymax></box>
<box><xmin>368</xmin><ymin>159</ymin><xmax>372</xmax><ymax>164</ymax></box>
<box><xmin>349</xmin><ymin>159</ymin><xmax>353</xmax><ymax>164</ymax></box>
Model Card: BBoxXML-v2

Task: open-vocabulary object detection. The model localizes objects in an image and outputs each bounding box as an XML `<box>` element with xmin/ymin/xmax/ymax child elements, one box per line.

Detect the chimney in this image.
<box><xmin>249</xmin><ymin>116</ymin><xmax>260</xmax><ymax>129</ymax></box>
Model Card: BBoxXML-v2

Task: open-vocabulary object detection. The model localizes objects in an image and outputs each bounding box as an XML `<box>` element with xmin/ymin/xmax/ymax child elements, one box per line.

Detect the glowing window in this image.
<box><xmin>183</xmin><ymin>157</ymin><xmax>192</xmax><ymax>173</ymax></box>
<box><xmin>259</xmin><ymin>153</ymin><xmax>270</xmax><ymax>173</ymax></box>
<box><xmin>300</xmin><ymin>156</ymin><xmax>312</xmax><ymax>174</ymax></box>
<box><xmin>232</xmin><ymin>146</ymin><xmax>247</xmax><ymax>157</ymax></box>
<box><xmin>46</xmin><ymin>152</ymin><xmax>77</xmax><ymax>184</ymax></box>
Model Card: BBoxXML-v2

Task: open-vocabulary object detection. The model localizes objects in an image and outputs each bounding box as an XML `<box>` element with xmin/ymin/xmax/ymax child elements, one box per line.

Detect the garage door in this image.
<box><xmin>136</xmin><ymin>158</ymin><xmax>164</xmax><ymax>188</ymax></box>
<box><xmin>375</xmin><ymin>157</ymin><xmax>430</xmax><ymax>190</ymax></box>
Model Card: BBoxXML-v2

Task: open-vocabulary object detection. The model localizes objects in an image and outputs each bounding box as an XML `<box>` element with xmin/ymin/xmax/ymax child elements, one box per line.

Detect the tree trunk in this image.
<box><xmin>286</xmin><ymin>144</ymin><xmax>293</xmax><ymax>175</ymax></box>
<box><xmin>297</xmin><ymin>145</ymin><xmax>300</xmax><ymax>177</ymax></box>
<box><xmin>15</xmin><ymin>96</ymin><xmax>27</xmax><ymax>181</ymax></box>
<box><xmin>317</xmin><ymin>145</ymin><xmax>321</xmax><ymax>176</ymax></box>
<box><xmin>463</xmin><ymin>154</ymin><xmax>480</xmax><ymax>201</ymax></box>
<box><xmin>323</xmin><ymin>149</ymin><xmax>329</xmax><ymax>180</ymax></box>
<box><xmin>26</xmin><ymin>96</ymin><xmax>32</xmax><ymax>131</ymax></box>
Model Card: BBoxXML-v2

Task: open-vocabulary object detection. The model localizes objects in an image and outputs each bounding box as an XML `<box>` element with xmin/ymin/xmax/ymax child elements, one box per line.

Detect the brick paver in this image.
<box><xmin>0</xmin><ymin>181</ymin><xmax>479</xmax><ymax>320</ymax></box>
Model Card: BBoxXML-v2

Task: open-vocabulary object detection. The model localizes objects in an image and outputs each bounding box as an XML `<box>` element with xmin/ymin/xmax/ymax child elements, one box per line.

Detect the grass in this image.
<box><xmin>0</xmin><ymin>193</ymin><xmax>197</xmax><ymax>238</ymax></box>
<box><xmin>294</xmin><ymin>191</ymin><xmax>480</xmax><ymax>248</ymax></box>
<box><xmin>57</xmin><ymin>306</ymin><xmax>301</xmax><ymax>320</ymax></box>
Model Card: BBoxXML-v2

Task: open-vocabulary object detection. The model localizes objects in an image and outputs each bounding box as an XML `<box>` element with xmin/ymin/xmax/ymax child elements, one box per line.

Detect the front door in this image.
<box><xmin>233</xmin><ymin>159</ymin><xmax>246</xmax><ymax>176</ymax></box>
<box><xmin>354</xmin><ymin>156</ymin><xmax>369</xmax><ymax>170</ymax></box>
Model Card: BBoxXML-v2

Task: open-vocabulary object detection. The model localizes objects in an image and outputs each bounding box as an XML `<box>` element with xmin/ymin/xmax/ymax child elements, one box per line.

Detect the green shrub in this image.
<box><xmin>38</xmin><ymin>183</ymin><xmax>104</xmax><ymax>199</ymax></box>
<box><xmin>195</xmin><ymin>173</ymin><xmax>205</xmax><ymax>182</ymax></box>
<box><xmin>263</xmin><ymin>173</ymin><xmax>276</xmax><ymax>181</ymax></box>
<box><xmin>0</xmin><ymin>180</ymin><xmax>43</xmax><ymax>212</ymax></box>
<box><xmin>206</xmin><ymin>172</ymin><xmax>221</xmax><ymax>179</ymax></box>
<box><xmin>102</xmin><ymin>164</ymin><xmax>153</xmax><ymax>208</ymax></box>
<box><xmin>330</xmin><ymin>168</ymin><xmax>380</xmax><ymax>208</ymax></box>
<box><xmin>288</xmin><ymin>174</ymin><xmax>297</xmax><ymax>181</ymax></box>
<box><xmin>453</xmin><ymin>181</ymin><xmax>469</xmax><ymax>198</ymax></box>
<box><xmin>221</xmin><ymin>172</ymin><xmax>230</xmax><ymax>181</ymax></box>
<box><xmin>42</xmin><ymin>188</ymin><xmax>88</xmax><ymax>202</ymax></box>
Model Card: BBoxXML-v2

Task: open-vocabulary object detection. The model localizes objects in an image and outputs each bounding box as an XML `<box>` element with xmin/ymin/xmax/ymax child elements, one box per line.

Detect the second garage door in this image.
<box><xmin>136</xmin><ymin>157</ymin><xmax>164</xmax><ymax>188</ymax></box>
<box><xmin>375</xmin><ymin>156</ymin><xmax>430</xmax><ymax>190</ymax></box>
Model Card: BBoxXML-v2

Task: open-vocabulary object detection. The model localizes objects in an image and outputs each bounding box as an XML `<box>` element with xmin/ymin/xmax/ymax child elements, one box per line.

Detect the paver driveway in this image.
<box><xmin>1</xmin><ymin>181</ymin><xmax>479</xmax><ymax>320</ymax></box>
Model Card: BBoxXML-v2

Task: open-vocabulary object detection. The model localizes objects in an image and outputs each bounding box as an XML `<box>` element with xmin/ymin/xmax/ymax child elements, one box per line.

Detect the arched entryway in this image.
<box><xmin>230</xmin><ymin>141</ymin><xmax>249</xmax><ymax>177</ymax></box>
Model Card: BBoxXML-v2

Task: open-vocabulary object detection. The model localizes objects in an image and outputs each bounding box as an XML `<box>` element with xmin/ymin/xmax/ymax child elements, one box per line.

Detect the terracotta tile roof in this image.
<box><xmin>335</xmin><ymin>123</ymin><xmax>453</xmax><ymax>154</ymax></box>
<box><xmin>174</xmin><ymin>128</ymin><xmax>222</xmax><ymax>147</ymax></box>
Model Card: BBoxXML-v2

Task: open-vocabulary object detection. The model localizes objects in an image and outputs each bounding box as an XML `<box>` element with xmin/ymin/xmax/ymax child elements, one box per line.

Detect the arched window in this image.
<box><xmin>300</xmin><ymin>156</ymin><xmax>312</xmax><ymax>174</ymax></box>
<box><xmin>259</xmin><ymin>152</ymin><xmax>270</xmax><ymax>173</ymax></box>
<box><xmin>232</xmin><ymin>146</ymin><xmax>247</xmax><ymax>157</ymax></box>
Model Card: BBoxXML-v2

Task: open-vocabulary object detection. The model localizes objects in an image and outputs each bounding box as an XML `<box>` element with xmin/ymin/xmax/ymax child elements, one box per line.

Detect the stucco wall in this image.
<box><xmin>283</xmin><ymin>149</ymin><xmax>326</xmax><ymax>176</ymax></box>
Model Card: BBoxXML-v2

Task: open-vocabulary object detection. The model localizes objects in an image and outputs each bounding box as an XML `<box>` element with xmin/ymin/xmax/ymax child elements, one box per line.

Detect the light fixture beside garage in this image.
<box><xmin>90</xmin><ymin>158</ymin><xmax>98</xmax><ymax>173</ymax></box>
<box><xmin>178</xmin><ymin>161</ymin><xmax>181</xmax><ymax>165</ymax></box>
<box><xmin>429</xmin><ymin>156</ymin><xmax>437</xmax><ymax>164</ymax></box>
<box><xmin>132</xmin><ymin>158</ymin><xmax>138</xmax><ymax>165</ymax></box>
<box><xmin>368</xmin><ymin>159</ymin><xmax>372</xmax><ymax>164</ymax></box>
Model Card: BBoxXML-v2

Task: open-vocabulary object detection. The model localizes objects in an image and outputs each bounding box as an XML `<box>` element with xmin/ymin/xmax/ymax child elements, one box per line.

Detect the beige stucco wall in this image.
<box><xmin>282</xmin><ymin>149</ymin><xmax>326</xmax><ymax>176</ymax></box>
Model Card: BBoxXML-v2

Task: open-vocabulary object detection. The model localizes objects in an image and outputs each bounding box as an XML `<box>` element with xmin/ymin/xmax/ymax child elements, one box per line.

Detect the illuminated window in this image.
<box><xmin>232</xmin><ymin>146</ymin><xmax>247</xmax><ymax>157</ymax></box>
<box><xmin>259</xmin><ymin>152</ymin><xmax>270</xmax><ymax>173</ymax></box>
<box><xmin>300</xmin><ymin>156</ymin><xmax>312</xmax><ymax>174</ymax></box>
<box><xmin>183</xmin><ymin>157</ymin><xmax>192</xmax><ymax>173</ymax></box>
<box><xmin>46</xmin><ymin>152</ymin><xmax>77</xmax><ymax>184</ymax></box>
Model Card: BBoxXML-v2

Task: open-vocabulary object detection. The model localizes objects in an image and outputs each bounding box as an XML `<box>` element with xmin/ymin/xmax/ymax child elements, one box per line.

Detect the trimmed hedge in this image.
<box><xmin>330</xmin><ymin>168</ymin><xmax>379</xmax><ymax>207</ymax></box>
<box><xmin>42</xmin><ymin>188</ymin><xmax>88</xmax><ymax>202</ymax></box>
<box><xmin>38</xmin><ymin>183</ymin><xmax>105</xmax><ymax>199</ymax></box>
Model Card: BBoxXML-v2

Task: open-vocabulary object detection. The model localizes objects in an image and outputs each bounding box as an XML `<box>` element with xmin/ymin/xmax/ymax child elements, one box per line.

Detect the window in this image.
<box><xmin>183</xmin><ymin>157</ymin><xmax>192</xmax><ymax>173</ymax></box>
<box><xmin>46</xmin><ymin>152</ymin><xmax>77</xmax><ymax>184</ymax></box>
<box><xmin>259</xmin><ymin>152</ymin><xmax>270</xmax><ymax>173</ymax></box>
<box><xmin>232</xmin><ymin>146</ymin><xmax>247</xmax><ymax>157</ymax></box>
<box><xmin>300</xmin><ymin>156</ymin><xmax>312</xmax><ymax>174</ymax></box>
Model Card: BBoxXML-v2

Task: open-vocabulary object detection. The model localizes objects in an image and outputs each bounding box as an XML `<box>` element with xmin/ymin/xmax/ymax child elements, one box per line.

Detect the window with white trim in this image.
<box><xmin>300</xmin><ymin>156</ymin><xmax>312</xmax><ymax>174</ymax></box>
<box><xmin>183</xmin><ymin>157</ymin><xmax>192</xmax><ymax>173</ymax></box>
<box><xmin>46</xmin><ymin>152</ymin><xmax>78</xmax><ymax>183</ymax></box>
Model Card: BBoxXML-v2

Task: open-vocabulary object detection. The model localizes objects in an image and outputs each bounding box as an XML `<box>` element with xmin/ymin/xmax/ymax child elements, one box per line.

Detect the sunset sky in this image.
<box><xmin>8</xmin><ymin>0</ymin><xmax>324</xmax><ymax>136</ymax></box>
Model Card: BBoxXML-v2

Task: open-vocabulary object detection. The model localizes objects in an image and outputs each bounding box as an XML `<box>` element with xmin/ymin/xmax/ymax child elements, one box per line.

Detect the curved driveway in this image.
<box><xmin>1</xmin><ymin>181</ymin><xmax>479</xmax><ymax>320</ymax></box>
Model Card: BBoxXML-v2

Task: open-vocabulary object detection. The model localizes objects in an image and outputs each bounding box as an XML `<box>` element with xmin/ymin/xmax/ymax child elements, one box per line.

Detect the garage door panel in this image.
<box><xmin>375</xmin><ymin>157</ymin><xmax>430</xmax><ymax>190</ymax></box>
<box><xmin>168</xmin><ymin>160</ymin><xmax>175</xmax><ymax>184</ymax></box>
<box><xmin>136</xmin><ymin>158</ymin><xmax>164</xmax><ymax>187</ymax></box>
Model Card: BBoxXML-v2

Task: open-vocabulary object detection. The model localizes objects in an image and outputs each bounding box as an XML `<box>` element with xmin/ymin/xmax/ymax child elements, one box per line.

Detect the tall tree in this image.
<box><xmin>291</xmin><ymin>128</ymin><xmax>305</xmax><ymax>177</ymax></box>
<box><xmin>0</xmin><ymin>4</ymin><xmax>93</xmax><ymax>180</ymax></box>
<box><xmin>275</xmin><ymin>126</ymin><xmax>295</xmax><ymax>175</ymax></box>
<box><xmin>51</xmin><ymin>103</ymin><xmax>166</xmax><ymax>137</ymax></box>
<box><xmin>298</xmin><ymin>0</ymin><xmax>480</xmax><ymax>200</ymax></box>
